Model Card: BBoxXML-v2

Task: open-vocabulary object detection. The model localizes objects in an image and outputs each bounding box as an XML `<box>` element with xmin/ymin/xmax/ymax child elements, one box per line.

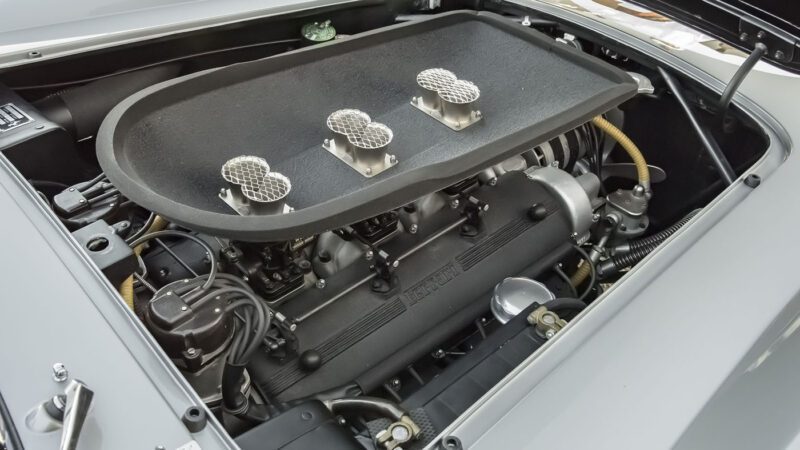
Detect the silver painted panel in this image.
<box><xmin>439</xmin><ymin>1</ymin><xmax>799</xmax><ymax>449</ymax></box>
<box><xmin>0</xmin><ymin>0</ymin><xmax>358</xmax><ymax>69</ymax></box>
<box><xmin>0</xmin><ymin>156</ymin><xmax>238</xmax><ymax>449</ymax></box>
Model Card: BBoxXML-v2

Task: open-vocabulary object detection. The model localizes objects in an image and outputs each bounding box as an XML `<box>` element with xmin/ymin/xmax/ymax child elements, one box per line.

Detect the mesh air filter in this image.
<box><xmin>326</xmin><ymin>109</ymin><xmax>371</xmax><ymax>136</ymax></box>
<box><xmin>416</xmin><ymin>68</ymin><xmax>456</xmax><ymax>91</ymax></box>
<box><xmin>437</xmin><ymin>80</ymin><xmax>480</xmax><ymax>104</ymax></box>
<box><xmin>221</xmin><ymin>156</ymin><xmax>270</xmax><ymax>185</ymax></box>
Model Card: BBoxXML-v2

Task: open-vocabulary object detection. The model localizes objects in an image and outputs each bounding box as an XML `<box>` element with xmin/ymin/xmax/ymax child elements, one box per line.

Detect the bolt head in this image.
<box><xmin>365</xmin><ymin>167</ymin><xmax>372</xmax><ymax>175</ymax></box>
<box><xmin>180</xmin><ymin>305</ymin><xmax>188</xmax><ymax>311</ymax></box>
<box><xmin>545</xmin><ymin>329</ymin><xmax>556</xmax><ymax>339</ymax></box>
<box><xmin>450</xmin><ymin>199</ymin><xmax>460</xmax><ymax>209</ymax></box>
<box><xmin>365</xmin><ymin>250</ymin><xmax>374</xmax><ymax>260</ymax></box>
<box><xmin>187</xmin><ymin>348</ymin><xmax>197</xmax><ymax>356</ymax></box>
<box><xmin>52</xmin><ymin>363</ymin><xmax>68</xmax><ymax>383</ymax></box>
<box><xmin>68</xmin><ymin>188</ymin><xmax>75</xmax><ymax>192</ymax></box>
<box><xmin>389</xmin><ymin>154</ymin><xmax>397</xmax><ymax>164</ymax></box>
<box><xmin>316</xmin><ymin>278</ymin><xmax>327</xmax><ymax>289</ymax></box>
<box><xmin>392</xmin><ymin>260</ymin><xmax>400</xmax><ymax>268</ymax></box>
<box><xmin>408</xmin><ymin>224</ymin><xmax>418</xmax><ymax>234</ymax></box>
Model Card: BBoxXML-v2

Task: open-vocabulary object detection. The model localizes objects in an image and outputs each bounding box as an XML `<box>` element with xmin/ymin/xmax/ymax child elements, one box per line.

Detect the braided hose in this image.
<box><xmin>627</xmin><ymin>209</ymin><xmax>700</xmax><ymax>252</ymax></box>
<box><xmin>591</xmin><ymin>115</ymin><xmax>650</xmax><ymax>190</ymax></box>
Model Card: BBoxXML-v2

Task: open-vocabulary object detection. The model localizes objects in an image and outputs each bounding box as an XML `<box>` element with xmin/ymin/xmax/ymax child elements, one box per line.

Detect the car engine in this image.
<box><xmin>0</xmin><ymin>5</ymin><xmax>770</xmax><ymax>450</ymax></box>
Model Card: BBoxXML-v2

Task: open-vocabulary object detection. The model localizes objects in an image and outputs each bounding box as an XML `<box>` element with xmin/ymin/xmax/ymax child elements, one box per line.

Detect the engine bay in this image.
<box><xmin>0</xmin><ymin>3</ymin><xmax>770</xmax><ymax>449</ymax></box>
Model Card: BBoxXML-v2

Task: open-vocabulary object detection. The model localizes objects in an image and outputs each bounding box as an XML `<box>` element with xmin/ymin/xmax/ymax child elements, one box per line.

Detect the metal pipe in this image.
<box><xmin>658</xmin><ymin>67</ymin><xmax>736</xmax><ymax>185</ymax></box>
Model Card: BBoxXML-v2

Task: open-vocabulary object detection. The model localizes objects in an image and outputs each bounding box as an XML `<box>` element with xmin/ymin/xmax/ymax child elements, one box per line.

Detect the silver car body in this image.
<box><xmin>0</xmin><ymin>1</ymin><xmax>798</xmax><ymax>449</ymax></box>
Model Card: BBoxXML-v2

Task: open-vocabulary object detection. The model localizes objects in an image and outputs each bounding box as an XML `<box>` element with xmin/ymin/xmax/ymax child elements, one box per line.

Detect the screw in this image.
<box><xmin>756</xmin><ymin>30</ymin><xmax>766</xmax><ymax>40</ymax></box>
<box><xmin>365</xmin><ymin>167</ymin><xmax>373</xmax><ymax>175</ymax></box>
<box><xmin>570</xmin><ymin>232</ymin><xmax>578</xmax><ymax>240</ymax></box>
<box><xmin>68</xmin><ymin>188</ymin><xmax>75</xmax><ymax>192</ymax></box>
<box><xmin>219</xmin><ymin>187</ymin><xmax>227</xmax><ymax>196</ymax></box>
<box><xmin>392</xmin><ymin>260</ymin><xmax>400</xmax><ymax>268</ymax></box>
<box><xmin>432</xmin><ymin>349</ymin><xmax>446</xmax><ymax>359</ymax></box>
<box><xmin>408</xmin><ymin>224</ymin><xmax>418</xmax><ymax>234</ymax></box>
<box><xmin>412</xmin><ymin>96</ymin><xmax>418</xmax><ymax>103</ymax></box>
<box><xmin>180</xmin><ymin>305</ymin><xmax>188</xmax><ymax>311</ymax></box>
<box><xmin>389</xmin><ymin>155</ymin><xmax>397</xmax><ymax>164</ymax></box>
<box><xmin>450</xmin><ymin>199</ymin><xmax>460</xmax><ymax>209</ymax></box>
<box><xmin>316</xmin><ymin>278</ymin><xmax>327</xmax><ymax>289</ymax></box>
<box><xmin>338</xmin><ymin>416</ymin><xmax>347</xmax><ymax>426</ymax></box>
<box><xmin>79</xmin><ymin>199</ymin><xmax>86</xmax><ymax>204</ymax></box>
<box><xmin>365</xmin><ymin>250</ymin><xmax>374</xmax><ymax>261</ymax></box>
<box><xmin>324</xmin><ymin>138</ymin><xmax>330</xmax><ymax>145</ymax></box>
<box><xmin>52</xmin><ymin>363</ymin><xmax>68</xmax><ymax>383</ymax></box>
<box><xmin>740</xmin><ymin>32</ymin><xmax>749</xmax><ymax>42</ymax></box>
<box><xmin>545</xmin><ymin>329</ymin><xmax>556</xmax><ymax>339</ymax></box>
<box><xmin>187</xmin><ymin>348</ymin><xmax>197</xmax><ymax>356</ymax></box>
<box><xmin>390</xmin><ymin>378</ymin><xmax>401</xmax><ymax>390</ymax></box>
<box><xmin>488</xmin><ymin>177</ymin><xmax>497</xmax><ymax>186</ymax></box>
<box><xmin>774</xmin><ymin>50</ymin><xmax>785</xmax><ymax>61</ymax></box>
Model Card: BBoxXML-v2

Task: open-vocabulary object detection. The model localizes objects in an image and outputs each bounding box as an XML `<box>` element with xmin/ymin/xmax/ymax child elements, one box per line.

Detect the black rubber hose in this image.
<box><xmin>598</xmin><ymin>210</ymin><xmax>698</xmax><ymax>278</ymax></box>
<box><xmin>546</xmin><ymin>298</ymin><xmax>587</xmax><ymax>314</ymax></box>
<box><xmin>222</xmin><ymin>363</ymin><xmax>248</xmax><ymax>413</ymax></box>
<box><xmin>322</xmin><ymin>397</ymin><xmax>407</xmax><ymax>422</ymax></box>
<box><xmin>627</xmin><ymin>209</ymin><xmax>700</xmax><ymax>252</ymax></box>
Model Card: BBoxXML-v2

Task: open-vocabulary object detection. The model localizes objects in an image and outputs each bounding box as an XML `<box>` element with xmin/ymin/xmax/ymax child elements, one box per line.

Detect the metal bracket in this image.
<box><xmin>739</xmin><ymin>19</ymin><xmax>797</xmax><ymax>62</ymax></box>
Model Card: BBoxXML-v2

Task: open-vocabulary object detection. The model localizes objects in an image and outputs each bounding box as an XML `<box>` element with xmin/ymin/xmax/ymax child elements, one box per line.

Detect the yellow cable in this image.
<box><xmin>570</xmin><ymin>260</ymin><xmax>592</xmax><ymax>287</ymax></box>
<box><xmin>120</xmin><ymin>215</ymin><xmax>168</xmax><ymax>309</ymax></box>
<box><xmin>591</xmin><ymin>115</ymin><xmax>650</xmax><ymax>189</ymax></box>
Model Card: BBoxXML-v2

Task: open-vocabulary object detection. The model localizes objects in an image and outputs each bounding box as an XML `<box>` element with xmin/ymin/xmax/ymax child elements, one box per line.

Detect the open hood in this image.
<box><xmin>631</xmin><ymin>0</ymin><xmax>800</xmax><ymax>72</ymax></box>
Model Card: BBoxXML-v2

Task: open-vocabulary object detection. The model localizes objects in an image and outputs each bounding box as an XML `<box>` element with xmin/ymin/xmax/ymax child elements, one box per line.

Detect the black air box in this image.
<box><xmin>97</xmin><ymin>11</ymin><xmax>636</xmax><ymax>240</ymax></box>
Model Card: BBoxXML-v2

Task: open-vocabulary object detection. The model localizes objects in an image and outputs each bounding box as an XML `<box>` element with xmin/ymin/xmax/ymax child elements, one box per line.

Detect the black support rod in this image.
<box><xmin>718</xmin><ymin>42</ymin><xmax>768</xmax><ymax>113</ymax></box>
<box><xmin>657</xmin><ymin>67</ymin><xmax>737</xmax><ymax>185</ymax></box>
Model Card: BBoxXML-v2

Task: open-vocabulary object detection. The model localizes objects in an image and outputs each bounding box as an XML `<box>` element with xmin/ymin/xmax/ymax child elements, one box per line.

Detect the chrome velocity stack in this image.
<box><xmin>410</xmin><ymin>68</ymin><xmax>482</xmax><ymax>131</ymax></box>
<box><xmin>219</xmin><ymin>156</ymin><xmax>291</xmax><ymax>216</ymax></box>
<box><xmin>438</xmin><ymin>79</ymin><xmax>481</xmax><ymax>129</ymax></box>
<box><xmin>220</xmin><ymin>156</ymin><xmax>270</xmax><ymax>204</ymax></box>
<box><xmin>414</xmin><ymin>68</ymin><xmax>456</xmax><ymax>111</ymax></box>
<box><xmin>240</xmin><ymin>172</ymin><xmax>292</xmax><ymax>215</ymax></box>
<box><xmin>322</xmin><ymin>110</ymin><xmax>397</xmax><ymax>178</ymax></box>
<box><xmin>325</xmin><ymin>109</ymin><xmax>371</xmax><ymax>156</ymax></box>
<box><xmin>347</xmin><ymin>122</ymin><xmax>395</xmax><ymax>176</ymax></box>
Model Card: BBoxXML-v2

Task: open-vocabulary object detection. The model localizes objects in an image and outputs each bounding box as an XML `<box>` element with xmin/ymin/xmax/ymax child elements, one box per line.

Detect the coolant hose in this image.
<box><xmin>591</xmin><ymin>115</ymin><xmax>650</xmax><ymax>191</ymax></box>
<box><xmin>571</xmin><ymin>117</ymin><xmax>649</xmax><ymax>287</ymax></box>
<box><xmin>120</xmin><ymin>215</ymin><xmax>168</xmax><ymax>309</ymax></box>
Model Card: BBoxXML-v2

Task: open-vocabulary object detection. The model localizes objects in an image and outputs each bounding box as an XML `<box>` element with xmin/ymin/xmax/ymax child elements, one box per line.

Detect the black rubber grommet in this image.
<box><xmin>182</xmin><ymin>405</ymin><xmax>208</xmax><ymax>433</ymax></box>
<box><xmin>744</xmin><ymin>174</ymin><xmax>761</xmax><ymax>188</ymax></box>
<box><xmin>442</xmin><ymin>435</ymin><xmax>463</xmax><ymax>450</ymax></box>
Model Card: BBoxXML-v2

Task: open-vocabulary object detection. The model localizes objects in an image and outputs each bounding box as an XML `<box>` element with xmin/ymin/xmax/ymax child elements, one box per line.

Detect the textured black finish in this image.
<box><xmin>248</xmin><ymin>173</ymin><xmax>572</xmax><ymax>401</ymax></box>
<box><xmin>97</xmin><ymin>11</ymin><xmax>636</xmax><ymax>240</ymax></box>
<box><xmin>235</xmin><ymin>400</ymin><xmax>360</xmax><ymax>450</ymax></box>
